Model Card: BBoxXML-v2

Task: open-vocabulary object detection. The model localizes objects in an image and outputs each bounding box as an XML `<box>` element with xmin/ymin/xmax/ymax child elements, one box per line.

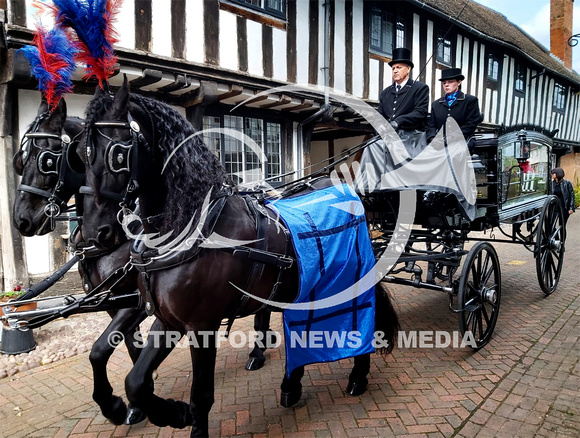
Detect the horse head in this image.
<box><xmin>13</xmin><ymin>98</ymin><xmax>85</xmax><ymax>236</ymax></box>
<box><xmin>78</xmin><ymin>79</ymin><xmax>156</xmax><ymax>248</ymax></box>
<box><xmin>78</xmin><ymin>77</ymin><xmax>228</xmax><ymax>249</ymax></box>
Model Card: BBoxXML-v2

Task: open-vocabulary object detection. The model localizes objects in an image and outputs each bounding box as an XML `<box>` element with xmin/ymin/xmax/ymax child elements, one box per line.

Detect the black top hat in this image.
<box><xmin>439</xmin><ymin>68</ymin><xmax>465</xmax><ymax>81</ymax></box>
<box><xmin>389</xmin><ymin>48</ymin><xmax>414</xmax><ymax>68</ymax></box>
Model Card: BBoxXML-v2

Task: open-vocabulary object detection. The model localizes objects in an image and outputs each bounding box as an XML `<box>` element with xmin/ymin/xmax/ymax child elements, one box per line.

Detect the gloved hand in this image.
<box><xmin>389</xmin><ymin>120</ymin><xmax>399</xmax><ymax>131</ymax></box>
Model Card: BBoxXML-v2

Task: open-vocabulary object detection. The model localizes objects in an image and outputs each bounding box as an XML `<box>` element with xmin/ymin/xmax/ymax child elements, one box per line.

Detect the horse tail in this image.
<box><xmin>374</xmin><ymin>283</ymin><xmax>399</xmax><ymax>355</ymax></box>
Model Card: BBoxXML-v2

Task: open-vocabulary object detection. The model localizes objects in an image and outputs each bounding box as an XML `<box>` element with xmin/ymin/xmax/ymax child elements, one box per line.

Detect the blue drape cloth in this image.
<box><xmin>266</xmin><ymin>183</ymin><xmax>376</xmax><ymax>377</ymax></box>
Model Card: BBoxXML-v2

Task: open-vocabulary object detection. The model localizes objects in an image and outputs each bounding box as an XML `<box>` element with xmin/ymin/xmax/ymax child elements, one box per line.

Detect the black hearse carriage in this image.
<box><xmin>360</xmin><ymin>126</ymin><xmax>564</xmax><ymax>349</ymax></box>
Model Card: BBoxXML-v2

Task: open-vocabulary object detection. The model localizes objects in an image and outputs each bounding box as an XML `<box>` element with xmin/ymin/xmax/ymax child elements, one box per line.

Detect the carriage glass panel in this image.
<box><xmin>501</xmin><ymin>139</ymin><xmax>549</xmax><ymax>207</ymax></box>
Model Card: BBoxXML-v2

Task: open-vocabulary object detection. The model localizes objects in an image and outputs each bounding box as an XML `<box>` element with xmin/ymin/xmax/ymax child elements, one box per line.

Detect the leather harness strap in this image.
<box><xmin>224</xmin><ymin>196</ymin><xmax>270</xmax><ymax>336</ymax></box>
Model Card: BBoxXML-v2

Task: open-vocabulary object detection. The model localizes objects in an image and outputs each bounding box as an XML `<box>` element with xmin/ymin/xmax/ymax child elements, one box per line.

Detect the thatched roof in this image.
<box><xmin>419</xmin><ymin>0</ymin><xmax>580</xmax><ymax>85</ymax></box>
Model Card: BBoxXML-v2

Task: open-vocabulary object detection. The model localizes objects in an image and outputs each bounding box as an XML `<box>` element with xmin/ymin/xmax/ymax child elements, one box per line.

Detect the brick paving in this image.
<box><xmin>0</xmin><ymin>214</ymin><xmax>578</xmax><ymax>437</ymax></box>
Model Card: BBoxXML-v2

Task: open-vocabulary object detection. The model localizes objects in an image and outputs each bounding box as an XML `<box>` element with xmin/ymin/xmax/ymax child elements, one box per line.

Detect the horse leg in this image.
<box><xmin>346</xmin><ymin>353</ymin><xmax>370</xmax><ymax>396</ymax></box>
<box><xmin>119</xmin><ymin>310</ymin><xmax>149</xmax><ymax>425</ymax></box>
<box><xmin>125</xmin><ymin>319</ymin><xmax>191</xmax><ymax>429</ymax></box>
<box><xmin>90</xmin><ymin>307</ymin><xmax>147</xmax><ymax>425</ymax></box>
<box><xmin>280</xmin><ymin>365</ymin><xmax>304</xmax><ymax>407</ymax></box>
<box><xmin>245</xmin><ymin>309</ymin><xmax>272</xmax><ymax>371</ymax></box>
<box><xmin>188</xmin><ymin>334</ymin><xmax>218</xmax><ymax>437</ymax></box>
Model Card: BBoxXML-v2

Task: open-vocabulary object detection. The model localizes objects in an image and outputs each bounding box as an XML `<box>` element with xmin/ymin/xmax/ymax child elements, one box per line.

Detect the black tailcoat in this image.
<box><xmin>377</xmin><ymin>79</ymin><xmax>429</xmax><ymax>131</ymax></box>
<box><xmin>427</xmin><ymin>91</ymin><xmax>481</xmax><ymax>140</ymax></box>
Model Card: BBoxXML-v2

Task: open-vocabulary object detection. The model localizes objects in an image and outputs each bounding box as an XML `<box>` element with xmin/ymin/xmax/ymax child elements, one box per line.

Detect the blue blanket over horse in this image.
<box><xmin>266</xmin><ymin>183</ymin><xmax>376</xmax><ymax>376</ymax></box>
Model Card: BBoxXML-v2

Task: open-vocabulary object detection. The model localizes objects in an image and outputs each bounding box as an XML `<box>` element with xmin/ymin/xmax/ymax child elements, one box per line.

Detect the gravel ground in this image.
<box><xmin>0</xmin><ymin>308</ymin><xmax>156</xmax><ymax>380</ymax></box>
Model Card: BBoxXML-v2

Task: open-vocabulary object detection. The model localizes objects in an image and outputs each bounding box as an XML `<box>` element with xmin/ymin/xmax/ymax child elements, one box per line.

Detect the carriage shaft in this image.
<box><xmin>382</xmin><ymin>275</ymin><xmax>454</xmax><ymax>293</ymax></box>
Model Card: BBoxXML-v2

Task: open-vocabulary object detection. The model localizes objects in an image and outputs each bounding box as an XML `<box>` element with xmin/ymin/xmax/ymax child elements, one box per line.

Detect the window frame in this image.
<box><xmin>225</xmin><ymin>0</ymin><xmax>286</xmax><ymax>20</ymax></box>
<box><xmin>514</xmin><ymin>63</ymin><xmax>526</xmax><ymax>94</ymax></box>
<box><xmin>552</xmin><ymin>82</ymin><xmax>567</xmax><ymax>113</ymax></box>
<box><xmin>487</xmin><ymin>53</ymin><xmax>501</xmax><ymax>83</ymax></box>
<box><xmin>435</xmin><ymin>31</ymin><xmax>453</xmax><ymax>67</ymax></box>
<box><xmin>201</xmin><ymin>113</ymin><xmax>285</xmax><ymax>186</ymax></box>
<box><xmin>369</xmin><ymin>5</ymin><xmax>406</xmax><ymax>58</ymax></box>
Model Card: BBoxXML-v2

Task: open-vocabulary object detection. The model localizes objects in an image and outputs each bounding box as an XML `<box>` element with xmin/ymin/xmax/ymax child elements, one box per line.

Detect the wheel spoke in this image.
<box><xmin>481</xmin><ymin>264</ymin><xmax>495</xmax><ymax>286</ymax></box>
<box><xmin>477</xmin><ymin>309</ymin><xmax>485</xmax><ymax>339</ymax></box>
<box><xmin>465</xmin><ymin>310</ymin><xmax>474</xmax><ymax>329</ymax></box>
<box><xmin>470</xmin><ymin>263</ymin><xmax>478</xmax><ymax>288</ymax></box>
<box><xmin>547</xmin><ymin>261</ymin><xmax>554</xmax><ymax>288</ymax></box>
<box><xmin>547</xmin><ymin>253</ymin><xmax>555</xmax><ymax>276</ymax></box>
<box><xmin>464</xmin><ymin>296</ymin><xmax>478</xmax><ymax>308</ymax></box>
<box><xmin>466</xmin><ymin>281</ymin><xmax>478</xmax><ymax>295</ymax></box>
<box><xmin>481</xmin><ymin>303</ymin><xmax>491</xmax><ymax>325</ymax></box>
<box><xmin>480</xmin><ymin>252</ymin><xmax>490</xmax><ymax>283</ymax></box>
<box><xmin>470</xmin><ymin>310</ymin><xmax>478</xmax><ymax>337</ymax></box>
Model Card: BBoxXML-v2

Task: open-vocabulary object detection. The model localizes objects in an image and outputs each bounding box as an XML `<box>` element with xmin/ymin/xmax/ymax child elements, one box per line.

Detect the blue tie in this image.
<box><xmin>446</xmin><ymin>91</ymin><xmax>458</xmax><ymax>107</ymax></box>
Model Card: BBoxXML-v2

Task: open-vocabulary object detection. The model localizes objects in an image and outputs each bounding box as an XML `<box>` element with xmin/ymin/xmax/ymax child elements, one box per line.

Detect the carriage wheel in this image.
<box><xmin>535</xmin><ymin>196</ymin><xmax>565</xmax><ymax>295</ymax></box>
<box><xmin>458</xmin><ymin>242</ymin><xmax>501</xmax><ymax>350</ymax></box>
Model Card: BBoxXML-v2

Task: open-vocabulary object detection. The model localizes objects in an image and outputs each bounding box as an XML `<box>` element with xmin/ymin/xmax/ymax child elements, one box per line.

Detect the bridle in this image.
<box><xmin>80</xmin><ymin>114</ymin><xmax>148</xmax><ymax>223</ymax></box>
<box><xmin>16</xmin><ymin>113</ymin><xmax>84</xmax><ymax>224</ymax></box>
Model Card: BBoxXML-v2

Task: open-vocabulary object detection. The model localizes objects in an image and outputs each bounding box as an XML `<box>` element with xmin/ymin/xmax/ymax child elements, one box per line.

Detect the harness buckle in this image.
<box><xmin>44</xmin><ymin>201</ymin><xmax>61</xmax><ymax>218</ymax></box>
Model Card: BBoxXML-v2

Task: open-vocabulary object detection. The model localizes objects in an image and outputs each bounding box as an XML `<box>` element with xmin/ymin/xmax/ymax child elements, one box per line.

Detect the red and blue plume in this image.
<box><xmin>18</xmin><ymin>25</ymin><xmax>77</xmax><ymax>110</ymax></box>
<box><xmin>52</xmin><ymin>0</ymin><xmax>121</xmax><ymax>88</ymax></box>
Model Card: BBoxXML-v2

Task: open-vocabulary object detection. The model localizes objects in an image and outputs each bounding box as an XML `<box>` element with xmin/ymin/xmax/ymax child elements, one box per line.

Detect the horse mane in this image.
<box><xmin>85</xmin><ymin>91</ymin><xmax>230</xmax><ymax>234</ymax></box>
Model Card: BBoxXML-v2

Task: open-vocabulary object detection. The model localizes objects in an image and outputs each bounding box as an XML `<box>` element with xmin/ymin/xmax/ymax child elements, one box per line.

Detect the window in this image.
<box><xmin>501</xmin><ymin>140</ymin><xmax>549</xmax><ymax>205</ymax></box>
<box><xmin>203</xmin><ymin>116</ymin><xmax>221</xmax><ymax>160</ymax></box>
<box><xmin>227</xmin><ymin>0</ymin><xmax>285</xmax><ymax>19</ymax></box>
<box><xmin>487</xmin><ymin>53</ymin><xmax>500</xmax><ymax>82</ymax></box>
<box><xmin>514</xmin><ymin>63</ymin><xmax>525</xmax><ymax>93</ymax></box>
<box><xmin>202</xmin><ymin>115</ymin><xmax>283</xmax><ymax>185</ymax></box>
<box><xmin>553</xmin><ymin>83</ymin><xmax>566</xmax><ymax>111</ymax></box>
<box><xmin>370</xmin><ymin>7</ymin><xmax>406</xmax><ymax>56</ymax></box>
<box><xmin>436</xmin><ymin>32</ymin><xmax>453</xmax><ymax>66</ymax></box>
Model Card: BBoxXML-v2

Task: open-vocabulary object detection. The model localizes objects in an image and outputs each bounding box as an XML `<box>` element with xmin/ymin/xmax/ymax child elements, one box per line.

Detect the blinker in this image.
<box><xmin>106</xmin><ymin>141</ymin><xmax>132</xmax><ymax>173</ymax></box>
<box><xmin>37</xmin><ymin>150</ymin><xmax>61</xmax><ymax>176</ymax></box>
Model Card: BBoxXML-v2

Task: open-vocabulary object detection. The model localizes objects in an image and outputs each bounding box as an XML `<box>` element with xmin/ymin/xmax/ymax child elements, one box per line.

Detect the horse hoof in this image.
<box><xmin>345</xmin><ymin>380</ymin><xmax>367</xmax><ymax>396</ymax></box>
<box><xmin>280</xmin><ymin>390</ymin><xmax>302</xmax><ymax>407</ymax></box>
<box><xmin>245</xmin><ymin>356</ymin><xmax>266</xmax><ymax>371</ymax></box>
<box><xmin>125</xmin><ymin>405</ymin><xmax>147</xmax><ymax>425</ymax></box>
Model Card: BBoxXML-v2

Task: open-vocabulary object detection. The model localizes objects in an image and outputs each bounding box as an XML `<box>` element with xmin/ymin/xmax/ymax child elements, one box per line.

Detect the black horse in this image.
<box><xmin>11</xmin><ymin>97</ymin><xmax>149</xmax><ymax>425</ymax></box>
<box><xmin>76</xmin><ymin>78</ymin><xmax>399</xmax><ymax>437</ymax></box>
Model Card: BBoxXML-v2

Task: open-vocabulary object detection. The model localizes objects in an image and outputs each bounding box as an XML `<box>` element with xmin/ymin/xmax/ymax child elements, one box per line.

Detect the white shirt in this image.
<box><xmin>394</xmin><ymin>78</ymin><xmax>409</xmax><ymax>90</ymax></box>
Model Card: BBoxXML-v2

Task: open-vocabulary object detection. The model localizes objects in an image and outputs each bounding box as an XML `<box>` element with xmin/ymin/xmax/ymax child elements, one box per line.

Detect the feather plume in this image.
<box><xmin>52</xmin><ymin>0</ymin><xmax>121</xmax><ymax>87</ymax></box>
<box><xmin>18</xmin><ymin>25</ymin><xmax>77</xmax><ymax>109</ymax></box>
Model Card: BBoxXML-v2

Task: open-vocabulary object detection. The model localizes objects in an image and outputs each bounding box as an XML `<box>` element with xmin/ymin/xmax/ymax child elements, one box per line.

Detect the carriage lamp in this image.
<box><xmin>515</xmin><ymin>130</ymin><xmax>530</xmax><ymax>162</ymax></box>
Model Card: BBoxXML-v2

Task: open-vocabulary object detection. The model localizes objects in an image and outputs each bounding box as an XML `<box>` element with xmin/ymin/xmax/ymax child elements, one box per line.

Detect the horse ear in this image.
<box><xmin>47</xmin><ymin>98</ymin><xmax>67</xmax><ymax>130</ymax></box>
<box><xmin>93</xmin><ymin>84</ymin><xmax>105</xmax><ymax>99</ymax></box>
<box><xmin>37</xmin><ymin>98</ymin><xmax>49</xmax><ymax>116</ymax></box>
<box><xmin>13</xmin><ymin>151</ymin><xmax>24</xmax><ymax>176</ymax></box>
<box><xmin>110</xmin><ymin>75</ymin><xmax>130</xmax><ymax>119</ymax></box>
